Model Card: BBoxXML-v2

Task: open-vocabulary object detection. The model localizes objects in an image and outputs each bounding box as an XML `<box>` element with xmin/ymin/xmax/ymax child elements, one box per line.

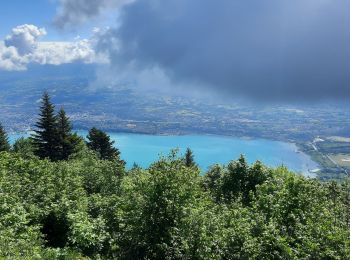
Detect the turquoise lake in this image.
<box><xmin>9</xmin><ymin>131</ymin><xmax>319</xmax><ymax>176</ymax></box>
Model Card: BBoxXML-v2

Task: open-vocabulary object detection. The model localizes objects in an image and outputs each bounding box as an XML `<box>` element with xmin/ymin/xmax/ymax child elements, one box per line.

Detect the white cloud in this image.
<box><xmin>4</xmin><ymin>24</ymin><xmax>46</xmax><ymax>55</ymax></box>
<box><xmin>0</xmin><ymin>42</ymin><xmax>26</xmax><ymax>71</ymax></box>
<box><xmin>33</xmin><ymin>40</ymin><xmax>105</xmax><ymax>65</ymax></box>
<box><xmin>0</xmin><ymin>24</ymin><xmax>106</xmax><ymax>71</ymax></box>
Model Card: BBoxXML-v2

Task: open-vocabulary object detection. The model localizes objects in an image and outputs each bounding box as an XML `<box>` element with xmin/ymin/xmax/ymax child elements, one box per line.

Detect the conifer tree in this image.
<box><xmin>56</xmin><ymin>108</ymin><xmax>77</xmax><ymax>160</ymax></box>
<box><xmin>184</xmin><ymin>147</ymin><xmax>195</xmax><ymax>167</ymax></box>
<box><xmin>31</xmin><ymin>92</ymin><xmax>59</xmax><ymax>161</ymax></box>
<box><xmin>0</xmin><ymin>123</ymin><xmax>10</xmax><ymax>152</ymax></box>
<box><xmin>57</xmin><ymin>108</ymin><xmax>72</xmax><ymax>139</ymax></box>
<box><xmin>87</xmin><ymin>127</ymin><xmax>121</xmax><ymax>160</ymax></box>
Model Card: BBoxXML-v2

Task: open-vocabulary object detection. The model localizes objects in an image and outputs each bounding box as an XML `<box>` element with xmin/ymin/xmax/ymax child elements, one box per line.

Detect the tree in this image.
<box><xmin>13</xmin><ymin>137</ymin><xmax>35</xmax><ymax>159</ymax></box>
<box><xmin>203</xmin><ymin>164</ymin><xmax>223</xmax><ymax>201</ymax></box>
<box><xmin>56</xmin><ymin>108</ymin><xmax>78</xmax><ymax>160</ymax></box>
<box><xmin>221</xmin><ymin>155</ymin><xmax>248</xmax><ymax>202</ymax></box>
<box><xmin>184</xmin><ymin>148</ymin><xmax>195</xmax><ymax>167</ymax></box>
<box><xmin>31</xmin><ymin>92</ymin><xmax>59</xmax><ymax>161</ymax></box>
<box><xmin>86</xmin><ymin>128</ymin><xmax>121</xmax><ymax>160</ymax></box>
<box><xmin>57</xmin><ymin>109</ymin><xmax>72</xmax><ymax>141</ymax></box>
<box><xmin>118</xmin><ymin>151</ymin><xmax>203</xmax><ymax>259</ymax></box>
<box><xmin>0</xmin><ymin>123</ymin><xmax>10</xmax><ymax>152</ymax></box>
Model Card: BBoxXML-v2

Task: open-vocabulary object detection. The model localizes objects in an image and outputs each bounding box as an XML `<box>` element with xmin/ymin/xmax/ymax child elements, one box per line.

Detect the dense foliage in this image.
<box><xmin>0</xmin><ymin>145</ymin><xmax>349</xmax><ymax>259</ymax></box>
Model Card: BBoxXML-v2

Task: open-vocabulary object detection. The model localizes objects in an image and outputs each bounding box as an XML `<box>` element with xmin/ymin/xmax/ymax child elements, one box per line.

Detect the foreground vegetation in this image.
<box><xmin>1</xmin><ymin>148</ymin><xmax>350</xmax><ymax>259</ymax></box>
<box><xmin>1</xmin><ymin>92</ymin><xmax>350</xmax><ymax>258</ymax></box>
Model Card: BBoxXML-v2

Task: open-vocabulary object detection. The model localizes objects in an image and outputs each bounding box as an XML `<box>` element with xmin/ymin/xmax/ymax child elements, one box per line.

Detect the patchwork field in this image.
<box><xmin>328</xmin><ymin>154</ymin><xmax>350</xmax><ymax>167</ymax></box>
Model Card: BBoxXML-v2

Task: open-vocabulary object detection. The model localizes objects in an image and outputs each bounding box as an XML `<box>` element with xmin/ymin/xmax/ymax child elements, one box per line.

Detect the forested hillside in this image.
<box><xmin>1</xmin><ymin>93</ymin><xmax>350</xmax><ymax>259</ymax></box>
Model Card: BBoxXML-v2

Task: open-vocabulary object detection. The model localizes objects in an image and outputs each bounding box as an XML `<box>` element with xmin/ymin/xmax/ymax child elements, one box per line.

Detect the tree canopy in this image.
<box><xmin>0</xmin><ymin>149</ymin><xmax>349</xmax><ymax>259</ymax></box>
<box><xmin>31</xmin><ymin>92</ymin><xmax>80</xmax><ymax>161</ymax></box>
<box><xmin>86</xmin><ymin>127</ymin><xmax>121</xmax><ymax>161</ymax></box>
<box><xmin>31</xmin><ymin>92</ymin><xmax>59</xmax><ymax>160</ymax></box>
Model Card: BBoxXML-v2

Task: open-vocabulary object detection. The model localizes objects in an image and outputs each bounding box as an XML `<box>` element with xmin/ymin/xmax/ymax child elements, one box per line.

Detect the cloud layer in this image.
<box><xmin>81</xmin><ymin>0</ymin><xmax>350</xmax><ymax>101</ymax></box>
<box><xmin>54</xmin><ymin>0</ymin><xmax>134</xmax><ymax>29</ymax></box>
<box><xmin>0</xmin><ymin>24</ymin><xmax>104</xmax><ymax>71</ymax></box>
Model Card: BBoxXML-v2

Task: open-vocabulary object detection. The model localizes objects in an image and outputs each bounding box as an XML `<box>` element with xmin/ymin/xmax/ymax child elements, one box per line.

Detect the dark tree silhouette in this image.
<box><xmin>56</xmin><ymin>108</ymin><xmax>78</xmax><ymax>160</ymax></box>
<box><xmin>0</xmin><ymin>123</ymin><xmax>10</xmax><ymax>152</ymax></box>
<box><xmin>184</xmin><ymin>148</ymin><xmax>195</xmax><ymax>167</ymax></box>
<box><xmin>87</xmin><ymin>127</ymin><xmax>121</xmax><ymax>160</ymax></box>
<box><xmin>31</xmin><ymin>92</ymin><xmax>59</xmax><ymax>161</ymax></box>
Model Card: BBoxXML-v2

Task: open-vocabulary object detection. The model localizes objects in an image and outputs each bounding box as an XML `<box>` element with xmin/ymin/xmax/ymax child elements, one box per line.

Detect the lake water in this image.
<box><xmin>9</xmin><ymin>131</ymin><xmax>319</xmax><ymax>176</ymax></box>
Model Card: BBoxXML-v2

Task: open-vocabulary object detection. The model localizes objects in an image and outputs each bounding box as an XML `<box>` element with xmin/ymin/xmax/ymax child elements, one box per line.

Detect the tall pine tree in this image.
<box><xmin>184</xmin><ymin>147</ymin><xmax>195</xmax><ymax>167</ymax></box>
<box><xmin>87</xmin><ymin>127</ymin><xmax>121</xmax><ymax>160</ymax></box>
<box><xmin>56</xmin><ymin>108</ymin><xmax>77</xmax><ymax>160</ymax></box>
<box><xmin>0</xmin><ymin>123</ymin><xmax>10</xmax><ymax>152</ymax></box>
<box><xmin>31</xmin><ymin>92</ymin><xmax>59</xmax><ymax>161</ymax></box>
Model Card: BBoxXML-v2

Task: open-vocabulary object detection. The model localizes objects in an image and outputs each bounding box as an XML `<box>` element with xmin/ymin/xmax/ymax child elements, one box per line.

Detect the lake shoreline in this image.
<box><xmin>9</xmin><ymin>130</ymin><xmax>320</xmax><ymax>177</ymax></box>
<box><xmin>9</xmin><ymin>127</ymin><xmax>303</xmax><ymax>144</ymax></box>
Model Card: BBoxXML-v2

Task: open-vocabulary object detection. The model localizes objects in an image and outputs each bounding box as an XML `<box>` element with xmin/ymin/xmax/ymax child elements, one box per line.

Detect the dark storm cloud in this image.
<box><xmin>54</xmin><ymin>0</ymin><xmax>133</xmax><ymax>29</ymax></box>
<box><xmin>62</xmin><ymin>0</ymin><xmax>350</xmax><ymax>100</ymax></box>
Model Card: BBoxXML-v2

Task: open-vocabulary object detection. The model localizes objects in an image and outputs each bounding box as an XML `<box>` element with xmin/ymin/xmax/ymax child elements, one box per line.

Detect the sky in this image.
<box><xmin>0</xmin><ymin>0</ymin><xmax>55</xmax><ymax>39</ymax></box>
<box><xmin>1</xmin><ymin>0</ymin><xmax>350</xmax><ymax>102</ymax></box>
